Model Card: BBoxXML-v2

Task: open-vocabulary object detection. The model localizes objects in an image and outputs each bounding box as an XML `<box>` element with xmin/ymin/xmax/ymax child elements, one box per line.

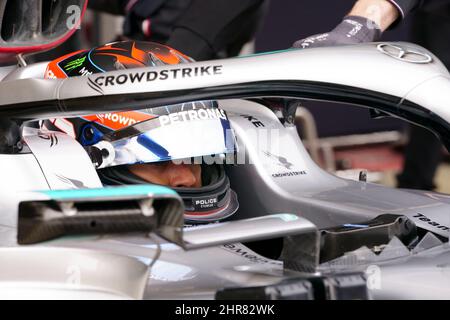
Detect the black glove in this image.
<box><xmin>292</xmin><ymin>16</ymin><xmax>382</xmax><ymax>49</ymax></box>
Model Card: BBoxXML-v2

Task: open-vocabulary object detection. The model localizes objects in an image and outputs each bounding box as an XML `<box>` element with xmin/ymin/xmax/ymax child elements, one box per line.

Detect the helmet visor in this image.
<box><xmin>95</xmin><ymin>107</ymin><xmax>236</xmax><ymax>168</ymax></box>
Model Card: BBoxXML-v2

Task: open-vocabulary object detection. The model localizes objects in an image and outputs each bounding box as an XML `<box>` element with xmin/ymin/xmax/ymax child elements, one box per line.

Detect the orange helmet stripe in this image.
<box><xmin>82</xmin><ymin>111</ymin><xmax>156</xmax><ymax>130</ymax></box>
<box><xmin>95</xmin><ymin>52</ymin><xmax>147</xmax><ymax>68</ymax></box>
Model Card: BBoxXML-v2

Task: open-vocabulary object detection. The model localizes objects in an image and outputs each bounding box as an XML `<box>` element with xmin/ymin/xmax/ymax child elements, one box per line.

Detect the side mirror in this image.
<box><xmin>19</xmin><ymin>185</ymin><xmax>319</xmax><ymax>273</ymax></box>
<box><xmin>18</xmin><ymin>184</ymin><xmax>185</xmax><ymax>245</ymax></box>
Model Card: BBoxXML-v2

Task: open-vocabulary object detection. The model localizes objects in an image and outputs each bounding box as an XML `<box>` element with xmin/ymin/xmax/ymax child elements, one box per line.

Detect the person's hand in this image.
<box><xmin>293</xmin><ymin>0</ymin><xmax>401</xmax><ymax>49</ymax></box>
<box><xmin>292</xmin><ymin>16</ymin><xmax>381</xmax><ymax>49</ymax></box>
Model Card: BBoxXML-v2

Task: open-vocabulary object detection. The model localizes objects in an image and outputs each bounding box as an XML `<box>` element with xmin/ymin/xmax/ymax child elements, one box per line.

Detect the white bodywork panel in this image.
<box><xmin>23</xmin><ymin>132</ymin><xmax>102</xmax><ymax>189</ymax></box>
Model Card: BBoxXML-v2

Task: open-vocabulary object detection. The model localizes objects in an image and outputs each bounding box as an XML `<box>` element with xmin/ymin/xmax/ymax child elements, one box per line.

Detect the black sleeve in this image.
<box><xmin>389</xmin><ymin>0</ymin><xmax>424</xmax><ymax>18</ymax></box>
<box><xmin>115</xmin><ymin>0</ymin><xmax>266</xmax><ymax>60</ymax></box>
<box><xmin>165</xmin><ymin>0</ymin><xmax>267</xmax><ymax>60</ymax></box>
<box><xmin>87</xmin><ymin>0</ymin><xmax>128</xmax><ymax>15</ymax></box>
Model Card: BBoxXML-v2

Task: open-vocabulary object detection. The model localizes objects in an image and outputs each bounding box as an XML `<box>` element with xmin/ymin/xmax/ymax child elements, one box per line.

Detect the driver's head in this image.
<box><xmin>43</xmin><ymin>41</ymin><xmax>238</xmax><ymax>223</ymax></box>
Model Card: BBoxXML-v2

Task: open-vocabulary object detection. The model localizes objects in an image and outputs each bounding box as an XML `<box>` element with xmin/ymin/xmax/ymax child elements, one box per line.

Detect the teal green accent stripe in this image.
<box><xmin>238</xmin><ymin>48</ymin><xmax>299</xmax><ymax>59</ymax></box>
<box><xmin>41</xmin><ymin>184</ymin><xmax>176</xmax><ymax>200</ymax></box>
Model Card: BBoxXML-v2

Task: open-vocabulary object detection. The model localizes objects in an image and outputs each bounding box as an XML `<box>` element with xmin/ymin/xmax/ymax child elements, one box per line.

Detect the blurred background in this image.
<box><xmin>253</xmin><ymin>0</ymin><xmax>450</xmax><ymax>193</ymax></box>
<box><xmin>40</xmin><ymin>0</ymin><xmax>450</xmax><ymax>193</ymax></box>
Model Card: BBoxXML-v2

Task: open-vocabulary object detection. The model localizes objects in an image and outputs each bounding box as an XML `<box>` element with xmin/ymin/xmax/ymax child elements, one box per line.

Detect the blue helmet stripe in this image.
<box><xmin>137</xmin><ymin>134</ymin><xmax>170</xmax><ymax>159</ymax></box>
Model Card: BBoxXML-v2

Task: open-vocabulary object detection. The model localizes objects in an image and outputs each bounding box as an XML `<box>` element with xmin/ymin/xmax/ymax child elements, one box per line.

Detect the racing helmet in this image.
<box><xmin>43</xmin><ymin>40</ymin><xmax>238</xmax><ymax>224</ymax></box>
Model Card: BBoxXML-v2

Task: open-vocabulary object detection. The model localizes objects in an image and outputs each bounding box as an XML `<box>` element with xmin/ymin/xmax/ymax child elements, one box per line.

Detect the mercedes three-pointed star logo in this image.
<box><xmin>377</xmin><ymin>43</ymin><xmax>433</xmax><ymax>64</ymax></box>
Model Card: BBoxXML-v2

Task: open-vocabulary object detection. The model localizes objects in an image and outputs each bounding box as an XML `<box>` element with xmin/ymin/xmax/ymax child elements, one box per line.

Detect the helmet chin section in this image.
<box><xmin>184</xmin><ymin>189</ymin><xmax>239</xmax><ymax>224</ymax></box>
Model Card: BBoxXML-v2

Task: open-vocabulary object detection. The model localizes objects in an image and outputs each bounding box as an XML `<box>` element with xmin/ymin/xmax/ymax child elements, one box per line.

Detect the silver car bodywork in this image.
<box><xmin>0</xmin><ymin>42</ymin><xmax>449</xmax><ymax>299</ymax></box>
